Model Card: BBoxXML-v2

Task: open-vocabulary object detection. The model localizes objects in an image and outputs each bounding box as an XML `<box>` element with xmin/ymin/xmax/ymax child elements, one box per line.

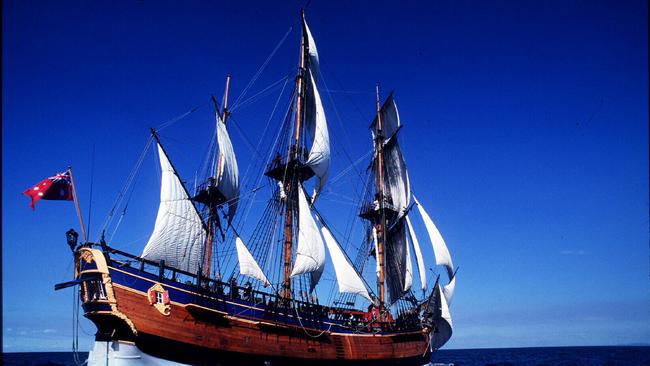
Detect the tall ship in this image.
<box><xmin>53</xmin><ymin>11</ymin><xmax>457</xmax><ymax>366</ymax></box>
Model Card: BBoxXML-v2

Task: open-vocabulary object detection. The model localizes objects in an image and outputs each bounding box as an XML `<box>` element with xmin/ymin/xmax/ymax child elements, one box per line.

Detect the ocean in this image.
<box><xmin>3</xmin><ymin>346</ymin><xmax>650</xmax><ymax>366</ymax></box>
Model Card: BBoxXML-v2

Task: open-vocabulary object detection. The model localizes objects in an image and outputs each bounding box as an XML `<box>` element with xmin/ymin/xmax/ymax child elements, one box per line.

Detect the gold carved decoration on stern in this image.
<box><xmin>147</xmin><ymin>283</ymin><xmax>171</xmax><ymax>316</ymax></box>
<box><xmin>76</xmin><ymin>248</ymin><xmax>138</xmax><ymax>335</ymax></box>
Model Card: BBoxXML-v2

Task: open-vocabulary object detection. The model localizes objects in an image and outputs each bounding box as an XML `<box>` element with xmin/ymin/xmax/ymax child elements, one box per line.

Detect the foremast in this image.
<box><xmin>203</xmin><ymin>74</ymin><xmax>232</xmax><ymax>278</ymax></box>
<box><xmin>190</xmin><ymin>74</ymin><xmax>240</xmax><ymax>281</ymax></box>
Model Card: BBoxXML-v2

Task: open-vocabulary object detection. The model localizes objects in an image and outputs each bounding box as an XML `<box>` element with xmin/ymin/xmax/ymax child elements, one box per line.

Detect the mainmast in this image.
<box><xmin>374</xmin><ymin>84</ymin><xmax>387</xmax><ymax>311</ymax></box>
<box><xmin>280</xmin><ymin>10</ymin><xmax>308</xmax><ymax>301</ymax></box>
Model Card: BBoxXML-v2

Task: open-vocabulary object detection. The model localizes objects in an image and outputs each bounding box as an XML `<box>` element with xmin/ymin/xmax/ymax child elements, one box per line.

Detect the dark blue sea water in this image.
<box><xmin>3</xmin><ymin>347</ymin><xmax>650</xmax><ymax>365</ymax></box>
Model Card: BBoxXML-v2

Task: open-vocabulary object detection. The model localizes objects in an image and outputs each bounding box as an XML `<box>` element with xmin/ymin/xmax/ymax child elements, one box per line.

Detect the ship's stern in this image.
<box><xmin>75</xmin><ymin>247</ymin><xmax>138</xmax><ymax>343</ymax></box>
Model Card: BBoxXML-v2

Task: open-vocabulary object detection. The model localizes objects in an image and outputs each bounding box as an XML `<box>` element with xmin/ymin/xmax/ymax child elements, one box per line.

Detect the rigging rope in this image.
<box><xmin>72</xmin><ymin>287</ymin><xmax>83</xmax><ymax>365</ymax></box>
<box><xmin>226</xmin><ymin>83</ymin><xmax>294</xmax><ymax>280</ymax></box>
<box><xmin>231</xmin><ymin>26</ymin><xmax>294</xmax><ymax>111</ymax></box>
<box><xmin>156</xmin><ymin>99</ymin><xmax>210</xmax><ymax>131</ymax></box>
<box><xmin>231</xmin><ymin>75</ymin><xmax>291</xmax><ymax>113</ymax></box>
<box><xmin>293</xmin><ymin>304</ymin><xmax>332</xmax><ymax>338</ymax></box>
<box><xmin>100</xmin><ymin>136</ymin><xmax>154</xmax><ymax>240</ymax></box>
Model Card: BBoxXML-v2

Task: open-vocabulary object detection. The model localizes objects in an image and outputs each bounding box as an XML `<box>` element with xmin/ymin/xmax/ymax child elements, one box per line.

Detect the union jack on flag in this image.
<box><xmin>23</xmin><ymin>170</ymin><xmax>74</xmax><ymax>209</ymax></box>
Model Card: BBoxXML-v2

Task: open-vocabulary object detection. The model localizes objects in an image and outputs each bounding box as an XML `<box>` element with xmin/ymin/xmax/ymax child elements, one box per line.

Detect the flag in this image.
<box><xmin>23</xmin><ymin>170</ymin><xmax>74</xmax><ymax>209</ymax></box>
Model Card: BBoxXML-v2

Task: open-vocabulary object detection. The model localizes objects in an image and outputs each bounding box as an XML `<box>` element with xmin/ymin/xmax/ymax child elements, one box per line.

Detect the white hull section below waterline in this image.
<box><xmin>87</xmin><ymin>341</ymin><xmax>190</xmax><ymax>366</ymax></box>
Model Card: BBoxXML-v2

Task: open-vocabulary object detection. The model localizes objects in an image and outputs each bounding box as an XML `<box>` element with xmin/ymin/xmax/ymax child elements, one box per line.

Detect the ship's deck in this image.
<box><xmin>100</xmin><ymin>244</ymin><xmax>423</xmax><ymax>335</ymax></box>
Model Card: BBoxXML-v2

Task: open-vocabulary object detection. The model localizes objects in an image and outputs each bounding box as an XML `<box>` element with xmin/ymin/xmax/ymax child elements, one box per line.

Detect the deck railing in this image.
<box><xmin>85</xmin><ymin>242</ymin><xmax>419</xmax><ymax>333</ymax></box>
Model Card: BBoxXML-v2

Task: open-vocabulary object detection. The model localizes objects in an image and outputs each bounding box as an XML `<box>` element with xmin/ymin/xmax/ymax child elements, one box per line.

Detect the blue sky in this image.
<box><xmin>3</xmin><ymin>0</ymin><xmax>648</xmax><ymax>352</ymax></box>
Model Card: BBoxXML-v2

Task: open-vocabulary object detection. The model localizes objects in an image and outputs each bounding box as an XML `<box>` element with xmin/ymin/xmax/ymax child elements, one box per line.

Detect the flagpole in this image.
<box><xmin>68</xmin><ymin>166</ymin><xmax>87</xmax><ymax>242</ymax></box>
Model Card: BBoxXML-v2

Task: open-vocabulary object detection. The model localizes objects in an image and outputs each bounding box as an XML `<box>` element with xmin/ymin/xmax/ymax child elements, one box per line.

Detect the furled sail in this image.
<box><xmin>142</xmin><ymin>143</ymin><xmax>207</xmax><ymax>274</ymax></box>
<box><xmin>302</xmin><ymin>16</ymin><xmax>330</xmax><ymax>200</ymax></box>
<box><xmin>371</xmin><ymin>94</ymin><xmax>410</xmax><ymax>224</ymax></box>
<box><xmin>413</xmin><ymin>195</ymin><xmax>454</xmax><ymax>279</ymax></box>
<box><xmin>405</xmin><ymin>214</ymin><xmax>427</xmax><ymax>292</ymax></box>
<box><xmin>318</xmin><ymin>220</ymin><xmax>372</xmax><ymax>302</ymax></box>
<box><xmin>404</xmin><ymin>232</ymin><xmax>413</xmax><ymax>292</ymax></box>
<box><xmin>290</xmin><ymin>185</ymin><xmax>326</xmax><ymax>280</ymax></box>
<box><xmin>235</xmin><ymin>237</ymin><xmax>270</xmax><ymax>287</ymax></box>
<box><xmin>372</xmin><ymin>226</ymin><xmax>380</xmax><ymax>278</ymax></box>
<box><xmin>215</xmin><ymin>113</ymin><xmax>240</xmax><ymax>223</ymax></box>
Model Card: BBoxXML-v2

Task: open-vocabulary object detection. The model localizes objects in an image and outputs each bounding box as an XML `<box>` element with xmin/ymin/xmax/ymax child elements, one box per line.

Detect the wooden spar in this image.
<box><xmin>222</xmin><ymin>74</ymin><xmax>232</xmax><ymax>124</ymax></box>
<box><xmin>375</xmin><ymin>83</ymin><xmax>386</xmax><ymax>312</ymax></box>
<box><xmin>203</xmin><ymin>222</ymin><xmax>214</xmax><ymax>278</ymax></box>
<box><xmin>294</xmin><ymin>10</ymin><xmax>307</xmax><ymax>149</ymax></box>
<box><xmin>281</xmin><ymin>183</ymin><xmax>293</xmax><ymax>300</ymax></box>
<box><xmin>205</xmin><ymin>75</ymin><xmax>233</xmax><ymax>278</ymax></box>
<box><xmin>282</xmin><ymin>10</ymin><xmax>308</xmax><ymax>301</ymax></box>
<box><xmin>68</xmin><ymin>166</ymin><xmax>87</xmax><ymax>242</ymax></box>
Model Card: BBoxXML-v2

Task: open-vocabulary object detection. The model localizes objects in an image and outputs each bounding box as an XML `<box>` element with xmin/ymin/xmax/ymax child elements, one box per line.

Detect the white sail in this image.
<box><xmin>430</xmin><ymin>283</ymin><xmax>453</xmax><ymax>351</ymax></box>
<box><xmin>318</xmin><ymin>222</ymin><xmax>372</xmax><ymax>302</ymax></box>
<box><xmin>304</xmin><ymin>70</ymin><xmax>330</xmax><ymax>200</ymax></box>
<box><xmin>413</xmin><ymin>195</ymin><xmax>454</xmax><ymax>278</ymax></box>
<box><xmin>443</xmin><ymin>275</ymin><xmax>456</xmax><ymax>304</ymax></box>
<box><xmin>302</xmin><ymin>16</ymin><xmax>329</xmax><ymax>200</ymax></box>
<box><xmin>235</xmin><ymin>237</ymin><xmax>270</xmax><ymax>287</ymax></box>
<box><xmin>290</xmin><ymin>186</ymin><xmax>326</xmax><ymax>279</ymax></box>
<box><xmin>405</xmin><ymin>214</ymin><xmax>427</xmax><ymax>292</ymax></box>
<box><xmin>215</xmin><ymin>113</ymin><xmax>240</xmax><ymax>223</ymax></box>
<box><xmin>302</xmin><ymin>15</ymin><xmax>320</xmax><ymax>81</ymax></box>
<box><xmin>142</xmin><ymin>143</ymin><xmax>206</xmax><ymax>274</ymax></box>
<box><xmin>404</xmin><ymin>232</ymin><xmax>413</xmax><ymax>292</ymax></box>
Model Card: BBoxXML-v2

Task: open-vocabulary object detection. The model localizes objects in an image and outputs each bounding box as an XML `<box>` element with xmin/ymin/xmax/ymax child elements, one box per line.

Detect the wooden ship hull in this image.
<box><xmin>75</xmin><ymin>246</ymin><xmax>433</xmax><ymax>365</ymax></box>
<box><xmin>48</xmin><ymin>10</ymin><xmax>457</xmax><ymax>366</ymax></box>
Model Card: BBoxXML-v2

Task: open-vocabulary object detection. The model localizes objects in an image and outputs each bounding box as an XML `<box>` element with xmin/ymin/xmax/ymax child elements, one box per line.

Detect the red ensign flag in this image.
<box><xmin>23</xmin><ymin>170</ymin><xmax>74</xmax><ymax>209</ymax></box>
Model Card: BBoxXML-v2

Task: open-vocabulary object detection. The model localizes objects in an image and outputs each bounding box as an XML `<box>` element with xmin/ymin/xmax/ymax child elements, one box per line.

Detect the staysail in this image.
<box><xmin>215</xmin><ymin>112</ymin><xmax>240</xmax><ymax>223</ymax></box>
<box><xmin>405</xmin><ymin>214</ymin><xmax>427</xmax><ymax>292</ymax></box>
<box><xmin>318</xmin><ymin>219</ymin><xmax>373</xmax><ymax>302</ymax></box>
<box><xmin>235</xmin><ymin>237</ymin><xmax>270</xmax><ymax>287</ymax></box>
<box><xmin>413</xmin><ymin>195</ymin><xmax>454</xmax><ymax>279</ymax></box>
<box><xmin>290</xmin><ymin>185</ymin><xmax>326</xmax><ymax>282</ymax></box>
<box><xmin>142</xmin><ymin>142</ymin><xmax>207</xmax><ymax>274</ymax></box>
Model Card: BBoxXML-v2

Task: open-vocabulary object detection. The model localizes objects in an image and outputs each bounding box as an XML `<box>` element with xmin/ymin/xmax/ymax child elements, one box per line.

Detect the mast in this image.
<box><xmin>281</xmin><ymin>10</ymin><xmax>308</xmax><ymax>301</ymax></box>
<box><xmin>222</xmin><ymin>74</ymin><xmax>231</xmax><ymax>124</ymax></box>
<box><xmin>375</xmin><ymin>83</ymin><xmax>387</xmax><ymax>311</ymax></box>
<box><xmin>203</xmin><ymin>75</ymin><xmax>232</xmax><ymax>279</ymax></box>
<box><xmin>294</xmin><ymin>10</ymin><xmax>307</xmax><ymax>152</ymax></box>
